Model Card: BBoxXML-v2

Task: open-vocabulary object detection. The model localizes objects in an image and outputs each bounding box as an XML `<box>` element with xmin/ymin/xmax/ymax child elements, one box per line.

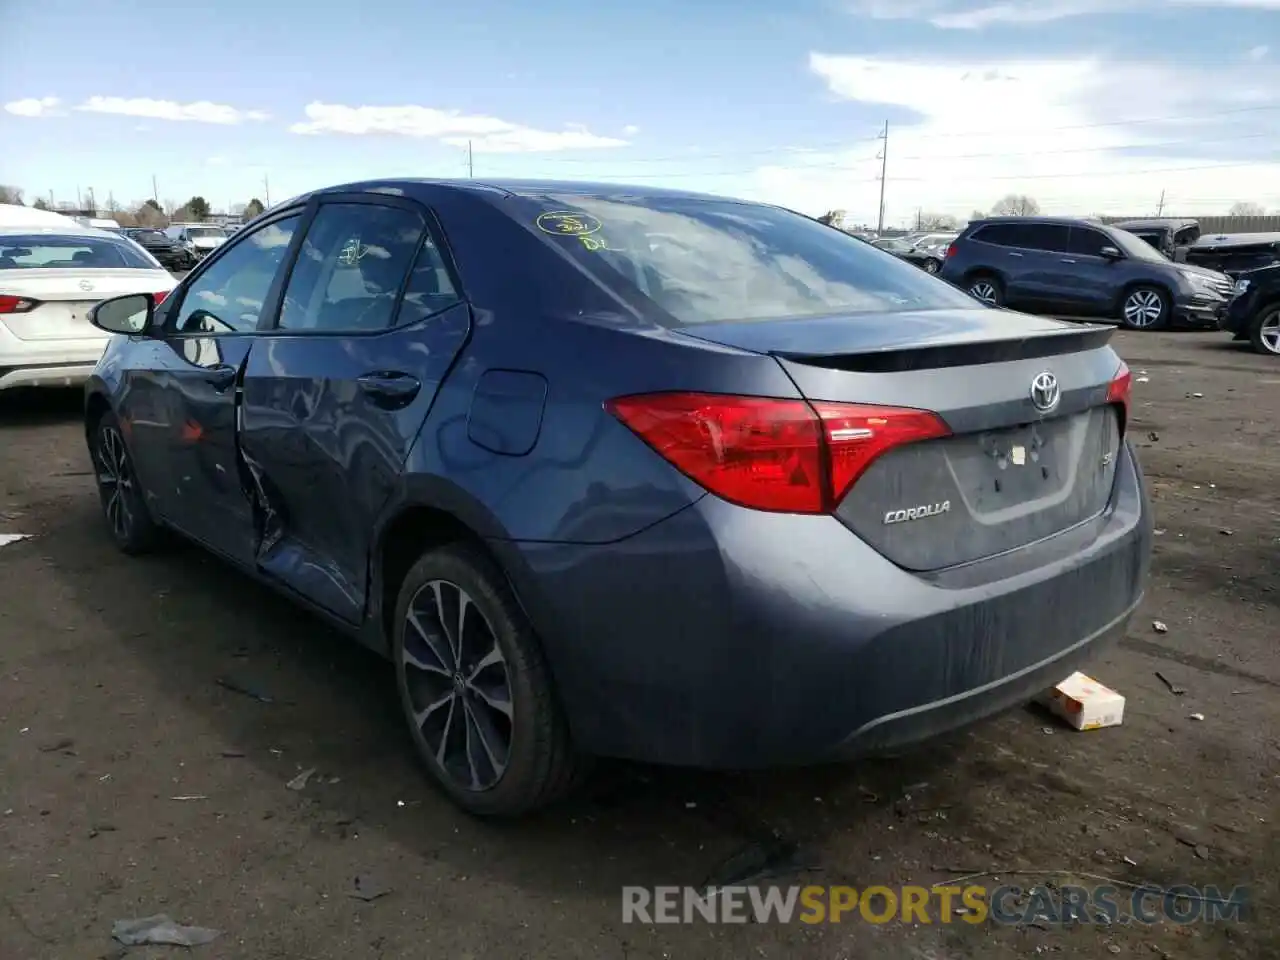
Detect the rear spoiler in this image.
<box><xmin>773</xmin><ymin>324</ymin><xmax>1115</xmax><ymax>374</ymax></box>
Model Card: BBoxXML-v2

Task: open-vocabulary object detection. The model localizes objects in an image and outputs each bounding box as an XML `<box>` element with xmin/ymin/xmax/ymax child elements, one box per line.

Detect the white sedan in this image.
<box><xmin>0</xmin><ymin>224</ymin><xmax>176</xmax><ymax>391</ymax></box>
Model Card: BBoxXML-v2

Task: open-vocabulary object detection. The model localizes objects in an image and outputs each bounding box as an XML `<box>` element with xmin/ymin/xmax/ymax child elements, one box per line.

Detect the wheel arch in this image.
<box><xmin>84</xmin><ymin>387</ymin><xmax>113</xmax><ymax>446</ymax></box>
<box><xmin>368</xmin><ymin>476</ymin><xmax>525</xmax><ymax>658</ymax></box>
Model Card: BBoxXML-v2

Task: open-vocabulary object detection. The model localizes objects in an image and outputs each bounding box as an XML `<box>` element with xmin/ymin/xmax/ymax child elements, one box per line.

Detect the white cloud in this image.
<box><xmin>848</xmin><ymin>0</ymin><xmax>1280</xmax><ymax>28</ymax></box>
<box><xmin>4</xmin><ymin>96</ymin><xmax>60</xmax><ymax>117</ymax></box>
<box><xmin>1247</xmin><ymin>45</ymin><xmax>1271</xmax><ymax>60</ymax></box>
<box><xmin>75</xmin><ymin>96</ymin><xmax>270</xmax><ymax>125</ymax></box>
<box><xmin>623</xmin><ymin>124</ymin><xmax>641</xmax><ymax>136</ymax></box>
<box><xmin>735</xmin><ymin>53</ymin><xmax>1280</xmax><ymax>221</ymax></box>
<box><xmin>288</xmin><ymin>102</ymin><xmax>629</xmax><ymax>152</ymax></box>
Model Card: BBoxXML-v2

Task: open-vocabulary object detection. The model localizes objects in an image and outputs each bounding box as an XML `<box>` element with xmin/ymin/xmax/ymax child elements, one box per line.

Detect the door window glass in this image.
<box><xmin>1067</xmin><ymin>228</ymin><xmax>1109</xmax><ymax>257</ymax></box>
<box><xmin>171</xmin><ymin>216</ymin><xmax>300</xmax><ymax>334</ymax></box>
<box><xmin>394</xmin><ymin>237</ymin><xmax>461</xmax><ymax>327</ymax></box>
<box><xmin>278</xmin><ymin>203</ymin><xmax>425</xmax><ymax>332</ymax></box>
<box><xmin>1018</xmin><ymin>224</ymin><xmax>1070</xmax><ymax>253</ymax></box>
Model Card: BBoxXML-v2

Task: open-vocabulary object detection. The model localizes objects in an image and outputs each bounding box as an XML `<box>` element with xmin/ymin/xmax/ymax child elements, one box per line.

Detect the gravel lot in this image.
<box><xmin>0</xmin><ymin>330</ymin><xmax>1277</xmax><ymax>959</ymax></box>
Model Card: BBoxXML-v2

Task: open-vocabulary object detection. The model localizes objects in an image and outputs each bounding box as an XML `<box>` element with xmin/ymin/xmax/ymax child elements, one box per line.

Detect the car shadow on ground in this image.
<box><xmin>33</xmin><ymin>482</ymin><xmax>981</xmax><ymax>902</ymax></box>
<box><xmin>0</xmin><ymin>387</ymin><xmax>84</xmax><ymax>427</ymax></box>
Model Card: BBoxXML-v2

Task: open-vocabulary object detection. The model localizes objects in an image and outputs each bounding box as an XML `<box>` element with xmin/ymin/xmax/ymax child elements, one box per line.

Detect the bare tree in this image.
<box><xmin>135</xmin><ymin>200</ymin><xmax>167</xmax><ymax>228</ymax></box>
<box><xmin>32</xmin><ymin>197</ymin><xmax>50</xmax><ymax>210</ymax></box>
<box><xmin>917</xmin><ymin>212</ymin><xmax>959</xmax><ymax>231</ymax></box>
<box><xmin>970</xmin><ymin>209</ymin><xmax>986</xmax><ymax>222</ymax></box>
<box><xmin>0</xmin><ymin>186</ymin><xmax>24</xmax><ymax>205</ymax></box>
<box><xmin>817</xmin><ymin>209</ymin><xmax>845</xmax><ymax>227</ymax></box>
<box><xmin>1228</xmin><ymin>201</ymin><xmax>1265</xmax><ymax>217</ymax></box>
<box><xmin>243</xmin><ymin>197</ymin><xmax>265</xmax><ymax>219</ymax></box>
<box><xmin>990</xmin><ymin>194</ymin><xmax>1040</xmax><ymax>217</ymax></box>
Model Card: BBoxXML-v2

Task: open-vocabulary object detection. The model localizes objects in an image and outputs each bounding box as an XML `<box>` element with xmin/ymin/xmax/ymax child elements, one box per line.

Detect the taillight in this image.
<box><xmin>1106</xmin><ymin>360</ymin><xmax>1132</xmax><ymax>431</ymax></box>
<box><xmin>153</xmin><ymin>290</ymin><xmax>169</xmax><ymax>306</ymax></box>
<box><xmin>0</xmin><ymin>295</ymin><xmax>37</xmax><ymax>315</ymax></box>
<box><xmin>945</xmin><ymin>244</ymin><xmax>957</xmax><ymax>259</ymax></box>
<box><xmin>606</xmin><ymin>392</ymin><xmax>951</xmax><ymax>514</ymax></box>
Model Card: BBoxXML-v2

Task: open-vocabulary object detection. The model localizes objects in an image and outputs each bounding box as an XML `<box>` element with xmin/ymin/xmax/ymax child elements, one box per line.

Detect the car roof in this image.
<box><xmin>970</xmin><ymin>215</ymin><xmax>1105</xmax><ymax>228</ymax></box>
<box><xmin>1113</xmin><ymin>218</ymin><xmax>1197</xmax><ymax>230</ymax></box>
<box><xmin>0</xmin><ymin>223</ymin><xmax>123</xmax><ymax>241</ymax></box>
<box><xmin>282</xmin><ymin>177</ymin><xmax>755</xmax><ymax>209</ymax></box>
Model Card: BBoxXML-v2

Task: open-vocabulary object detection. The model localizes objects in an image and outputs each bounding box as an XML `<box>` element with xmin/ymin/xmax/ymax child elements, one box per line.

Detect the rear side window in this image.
<box><xmin>972</xmin><ymin>224</ymin><xmax>1020</xmax><ymax>247</ymax></box>
<box><xmin>0</xmin><ymin>234</ymin><xmax>158</xmax><ymax>270</ymax></box>
<box><xmin>510</xmin><ymin>194</ymin><xmax>976</xmax><ymax>325</ymax></box>
<box><xmin>278</xmin><ymin>203</ymin><xmax>426</xmax><ymax>333</ymax></box>
<box><xmin>1019</xmin><ymin>224</ymin><xmax>1070</xmax><ymax>253</ymax></box>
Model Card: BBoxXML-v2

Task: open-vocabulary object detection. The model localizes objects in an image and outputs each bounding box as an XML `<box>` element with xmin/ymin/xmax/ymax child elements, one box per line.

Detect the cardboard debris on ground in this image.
<box><xmin>0</xmin><ymin>534</ymin><xmax>31</xmax><ymax>548</ymax></box>
<box><xmin>1037</xmin><ymin>672</ymin><xmax>1125</xmax><ymax>731</ymax></box>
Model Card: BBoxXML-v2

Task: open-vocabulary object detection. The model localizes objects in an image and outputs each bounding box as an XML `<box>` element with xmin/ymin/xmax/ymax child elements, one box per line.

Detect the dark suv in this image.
<box><xmin>940</xmin><ymin>217</ymin><xmax>1234</xmax><ymax>330</ymax></box>
<box><xmin>1221</xmin><ymin>263</ymin><xmax>1280</xmax><ymax>356</ymax></box>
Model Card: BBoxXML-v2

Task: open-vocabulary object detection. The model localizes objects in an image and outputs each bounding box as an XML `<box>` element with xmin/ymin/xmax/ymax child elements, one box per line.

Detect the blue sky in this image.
<box><xmin>4</xmin><ymin>0</ymin><xmax>1279</xmax><ymax>224</ymax></box>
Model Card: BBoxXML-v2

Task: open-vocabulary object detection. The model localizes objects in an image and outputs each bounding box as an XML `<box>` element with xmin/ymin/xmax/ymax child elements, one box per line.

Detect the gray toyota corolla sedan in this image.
<box><xmin>83</xmin><ymin>180</ymin><xmax>1152</xmax><ymax>816</ymax></box>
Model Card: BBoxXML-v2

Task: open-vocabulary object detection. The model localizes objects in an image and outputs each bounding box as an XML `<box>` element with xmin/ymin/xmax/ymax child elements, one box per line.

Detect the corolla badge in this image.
<box><xmin>1030</xmin><ymin>371</ymin><xmax>1060</xmax><ymax>413</ymax></box>
<box><xmin>79</xmin><ymin>279</ymin><xmax>94</xmax><ymax>292</ymax></box>
<box><xmin>883</xmin><ymin>501</ymin><xmax>951</xmax><ymax>525</ymax></box>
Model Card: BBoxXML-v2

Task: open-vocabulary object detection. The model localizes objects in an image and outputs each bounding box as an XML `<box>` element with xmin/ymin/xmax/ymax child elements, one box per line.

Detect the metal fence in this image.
<box><xmin>1101</xmin><ymin>214</ymin><xmax>1280</xmax><ymax>234</ymax></box>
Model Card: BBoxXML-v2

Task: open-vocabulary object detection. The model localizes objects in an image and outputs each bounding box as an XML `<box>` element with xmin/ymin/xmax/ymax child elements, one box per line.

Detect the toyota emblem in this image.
<box><xmin>1030</xmin><ymin>372</ymin><xmax>1060</xmax><ymax>413</ymax></box>
<box><xmin>78</xmin><ymin>279</ymin><xmax>94</xmax><ymax>292</ymax></box>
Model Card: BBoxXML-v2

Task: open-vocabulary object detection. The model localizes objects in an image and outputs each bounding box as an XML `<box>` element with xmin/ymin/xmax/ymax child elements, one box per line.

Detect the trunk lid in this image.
<box><xmin>681</xmin><ymin>308</ymin><xmax>1125</xmax><ymax>571</ymax></box>
<box><xmin>0</xmin><ymin>268</ymin><xmax>174</xmax><ymax>341</ymax></box>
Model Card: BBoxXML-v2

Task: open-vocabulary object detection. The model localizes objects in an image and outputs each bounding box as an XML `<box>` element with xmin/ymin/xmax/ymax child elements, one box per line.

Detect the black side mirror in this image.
<box><xmin>89</xmin><ymin>293</ymin><xmax>155</xmax><ymax>336</ymax></box>
<box><xmin>1099</xmin><ymin>246</ymin><xmax>1123</xmax><ymax>260</ymax></box>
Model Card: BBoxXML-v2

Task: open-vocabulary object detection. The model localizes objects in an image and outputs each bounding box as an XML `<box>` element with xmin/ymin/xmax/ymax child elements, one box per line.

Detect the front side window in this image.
<box><xmin>0</xmin><ymin>234</ymin><xmax>158</xmax><ymax>270</ymax></box>
<box><xmin>171</xmin><ymin>216</ymin><xmax>301</xmax><ymax>334</ymax></box>
<box><xmin>277</xmin><ymin>203</ymin><xmax>426</xmax><ymax>332</ymax></box>
<box><xmin>1067</xmin><ymin>228</ymin><xmax>1110</xmax><ymax>257</ymax></box>
<box><xmin>510</xmin><ymin>194</ymin><xmax>975</xmax><ymax>326</ymax></box>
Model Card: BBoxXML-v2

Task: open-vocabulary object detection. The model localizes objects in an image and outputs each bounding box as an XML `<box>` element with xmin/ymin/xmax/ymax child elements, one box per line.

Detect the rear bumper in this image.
<box><xmin>0</xmin><ymin>331</ymin><xmax>107</xmax><ymax>391</ymax></box>
<box><xmin>496</xmin><ymin>442</ymin><xmax>1153</xmax><ymax>768</ymax></box>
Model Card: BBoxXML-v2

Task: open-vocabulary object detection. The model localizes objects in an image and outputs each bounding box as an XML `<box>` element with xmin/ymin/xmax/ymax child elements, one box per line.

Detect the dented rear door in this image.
<box><xmin>236</xmin><ymin>196</ymin><xmax>471</xmax><ymax>624</ymax></box>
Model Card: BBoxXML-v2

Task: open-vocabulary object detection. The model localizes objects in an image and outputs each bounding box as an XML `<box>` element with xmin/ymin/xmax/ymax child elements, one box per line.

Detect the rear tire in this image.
<box><xmin>392</xmin><ymin>542</ymin><xmax>584</xmax><ymax>816</ymax></box>
<box><xmin>923</xmin><ymin>258</ymin><xmax>941</xmax><ymax>275</ymax></box>
<box><xmin>92</xmin><ymin>411</ymin><xmax>162</xmax><ymax>555</ymax></box>
<box><xmin>1118</xmin><ymin>285</ymin><xmax>1170</xmax><ymax>331</ymax></box>
<box><xmin>967</xmin><ymin>274</ymin><xmax>1004</xmax><ymax>307</ymax></box>
<box><xmin>1250</xmin><ymin>305</ymin><xmax>1280</xmax><ymax>357</ymax></box>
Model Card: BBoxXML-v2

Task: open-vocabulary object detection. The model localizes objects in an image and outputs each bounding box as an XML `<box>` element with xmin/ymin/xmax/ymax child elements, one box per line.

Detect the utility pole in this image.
<box><xmin>876</xmin><ymin>121</ymin><xmax>889</xmax><ymax>235</ymax></box>
<box><xmin>152</xmin><ymin>174</ymin><xmax>159</xmax><ymax>205</ymax></box>
<box><xmin>263</xmin><ymin>173</ymin><xmax>270</xmax><ymax>208</ymax></box>
<box><xmin>87</xmin><ymin>187</ymin><xmax>96</xmax><ymax>213</ymax></box>
<box><xmin>467</xmin><ymin>140</ymin><xmax>474</xmax><ymax>178</ymax></box>
<box><xmin>1156</xmin><ymin>189</ymin><xmax>1166</xmax><ymax>216</ymax></box>
<box><xmin>76</xmin><ymin>185</ymin><xmax>82</xmax><ymax>211</ymax></box>
<box><xmin>48</xmin><ymin>190</ymin><xmax>54</xmax><ymax>209</ymax></box>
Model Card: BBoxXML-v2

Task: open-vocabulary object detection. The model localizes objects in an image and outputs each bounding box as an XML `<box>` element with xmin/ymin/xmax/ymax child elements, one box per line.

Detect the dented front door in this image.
<box><xmin>153</xmin><ymin>329</ymin><xmax>257</xmax><ymax>564</ymax></box>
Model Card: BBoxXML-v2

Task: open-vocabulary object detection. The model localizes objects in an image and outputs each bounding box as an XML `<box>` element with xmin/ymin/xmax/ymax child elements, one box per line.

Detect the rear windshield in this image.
<box><xmin>513</xmin><ymin>193</ymin><xmax>977</xmax><ymax>325</ymax></box>
<box><xmin>0</xmin><ymin>234</ymin><xmax>159</xmax><ymax>270</ymax></box>
<box><xmin>187</xmin><ymin>226</ymin><xmax>226</xmax><ymax>239</ymax></box>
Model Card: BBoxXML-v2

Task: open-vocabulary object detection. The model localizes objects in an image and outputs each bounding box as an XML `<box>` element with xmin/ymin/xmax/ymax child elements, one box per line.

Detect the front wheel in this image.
<box><xmin>92</xmin><ymin>412</ymin><xmax>161</xmax><ymax>554</ymax></box>
<box><xmin>392</xmin><ymin>543</ymin><xmax>583</xmax><ymax>816</ymax></box>
<box><xmin>1119</xmin><ymin>286</ymin><xmax>1170</xmax><ymax>331</ymax></box>
<box><xmin>1250</xmin><ymin>306</ymin><xmax>1280</xmax><ymax>356</ymax></box>
<box><xmin>923</xmin><ymin>258</ymin><xmax>941</xmax><ymax>275</ymax></box>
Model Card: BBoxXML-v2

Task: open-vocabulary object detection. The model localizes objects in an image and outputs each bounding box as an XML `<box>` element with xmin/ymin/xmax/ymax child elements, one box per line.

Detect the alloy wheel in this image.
<box><xmin>1258</xmin><ymin>311</ymin><xmax>1280</xmax><ymax>355</ymax></box>
<box><xmin>925</xmin><ymin>259</ymin><xmax>939</xmax><ymax>274</ymax></box>
<box><xmin>401</xmin><ymin>579</ymin><xmax>513</xmax><ymax>792</ymax></box>
<box><xmin>95</xmin><ymin>425</ymin><xmax>135</xmax><ymax>541</ymax></box>
<box><xmin>969</xmin><ymin>280</ymin><xmax>997</xmax><ymax>304</ymax></box>
<box><xmin>1123</xmin><ymin>289</ymin><xmax>1165</xmax><ymax>328</ymax></box>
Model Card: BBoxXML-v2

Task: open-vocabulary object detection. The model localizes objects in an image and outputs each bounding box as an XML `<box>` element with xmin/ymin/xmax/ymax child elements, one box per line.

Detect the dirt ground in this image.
<box><xmin>1</xmin><ymin>330</ymin><xmax>1276</xmax><ymax>960</ymax></box>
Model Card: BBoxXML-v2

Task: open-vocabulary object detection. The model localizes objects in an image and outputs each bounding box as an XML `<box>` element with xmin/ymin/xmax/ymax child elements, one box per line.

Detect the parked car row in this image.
<box><xmin>933</xmin><ymin>215</ymin><xmax>1278</xmax><ymax>355</ymax></box>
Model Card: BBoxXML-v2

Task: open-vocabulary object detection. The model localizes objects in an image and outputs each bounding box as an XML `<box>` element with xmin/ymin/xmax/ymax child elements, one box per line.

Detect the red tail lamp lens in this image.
<box><xmin>1106</xmin><ymin>360</ymin><xmax>1132</xmax><ymax>430</ymax></box>
<box><xmin>607</xmin><ymin>392</ymin><xmax>950</xmax><ymax>514</ymax></box>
